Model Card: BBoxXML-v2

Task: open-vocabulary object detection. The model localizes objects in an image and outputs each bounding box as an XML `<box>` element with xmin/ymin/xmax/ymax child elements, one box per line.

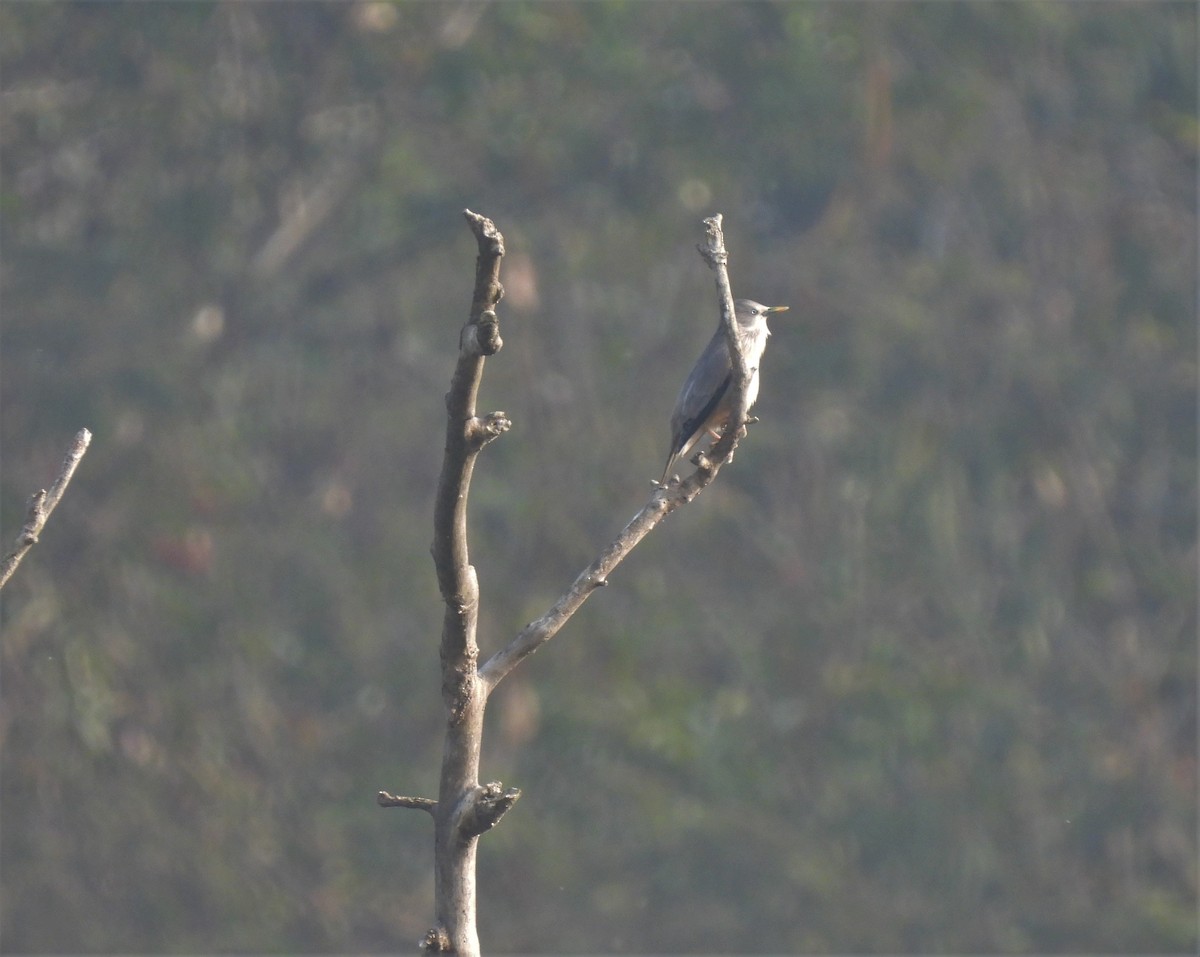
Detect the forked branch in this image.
<box><xmin>389</xmin><ymin>213</ymin><xmax>759</xmax><ymax>957</ymax></box>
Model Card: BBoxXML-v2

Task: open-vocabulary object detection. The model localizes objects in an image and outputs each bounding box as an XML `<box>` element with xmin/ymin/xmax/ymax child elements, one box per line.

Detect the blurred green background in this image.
<box><xmin>1</xmin><ymin>2</ymin><xmax>1195</xmax><ymax>953</ymax></box>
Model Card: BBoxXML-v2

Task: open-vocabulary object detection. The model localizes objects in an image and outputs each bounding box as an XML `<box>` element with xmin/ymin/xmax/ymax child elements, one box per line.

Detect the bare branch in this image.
<box><xmin>0</xmin><ymin>428</ymin><xmax>92</xmax><ymax>591</ymax></box>
<box><xmin>480</xmin><ymin>496</ymin><xmax>667</xmax><ymax>688</ymax></box>
<box><xmin>430</xmin><ymin>210</ymin><xmax>506</xmax><ymax>718</ymax></box>
<box><xmin>420</xmin><ymin>209</ymin><xmax>509</xmax><ymax>957</ymax></box>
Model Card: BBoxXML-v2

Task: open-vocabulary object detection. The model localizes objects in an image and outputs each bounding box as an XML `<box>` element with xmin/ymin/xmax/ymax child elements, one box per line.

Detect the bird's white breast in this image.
<box><xmin>736</xmin><ymin>323</ymin><xmax>771</xmax><ymax>408</ymax></box>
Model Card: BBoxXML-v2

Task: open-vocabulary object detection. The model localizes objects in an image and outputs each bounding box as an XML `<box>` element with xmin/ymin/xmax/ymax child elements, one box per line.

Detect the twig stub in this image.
<box><xmin>463</xmin><ymin>209</ymin><xmax>505</xmax><ymax>258</ymax></box>
<box><xmin>698</xmin><ymin>213</ymin><xmax>729</xmax><ymax>268</ymax></box>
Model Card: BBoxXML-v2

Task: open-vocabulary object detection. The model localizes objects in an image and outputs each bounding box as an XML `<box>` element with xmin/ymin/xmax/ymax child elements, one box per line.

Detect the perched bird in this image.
<box><xmin>659</xmin><ymin>298</ymin><xmax>789</xmax><ymax>485</ymax></box>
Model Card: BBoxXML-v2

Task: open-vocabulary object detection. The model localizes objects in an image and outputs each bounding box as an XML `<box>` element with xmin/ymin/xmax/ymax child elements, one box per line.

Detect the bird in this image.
<box><xmin>659</xmin><ymin>298</ymin><xmax>789</xmax><ymax>486</ymax></box>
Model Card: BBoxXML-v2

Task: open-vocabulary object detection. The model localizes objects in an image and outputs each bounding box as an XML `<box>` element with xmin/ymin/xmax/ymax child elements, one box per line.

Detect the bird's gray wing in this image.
<box><xmin>669</xmin><ymin>331</ymin><xmax>732</xmax><ymax>455</ymax></box>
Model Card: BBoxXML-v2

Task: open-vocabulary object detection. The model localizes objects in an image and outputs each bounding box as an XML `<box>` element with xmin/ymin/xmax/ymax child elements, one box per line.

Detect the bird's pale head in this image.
<box><xmin>734</xmin><ymin>299</ymin><xmax>789</xmax><ymax>329</ymax></box>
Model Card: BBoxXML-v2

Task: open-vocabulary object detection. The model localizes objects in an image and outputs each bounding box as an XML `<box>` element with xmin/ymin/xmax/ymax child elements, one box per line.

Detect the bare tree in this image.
<box><xmin>378</xmin><ymin>211</ymin><xmax>756</xmax><ymax>956</ymax></box>
<box><xmin>0</xmin><ymin>428</ymin><xmax>92</xmax><ymax>591</ymax></box>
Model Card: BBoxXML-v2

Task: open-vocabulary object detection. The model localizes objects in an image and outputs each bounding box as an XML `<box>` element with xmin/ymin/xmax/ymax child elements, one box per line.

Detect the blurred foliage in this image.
<box><xmin>1</xmin><ymin>1</ymin><xmax>1195</xmax><ymax>953</ymax></box>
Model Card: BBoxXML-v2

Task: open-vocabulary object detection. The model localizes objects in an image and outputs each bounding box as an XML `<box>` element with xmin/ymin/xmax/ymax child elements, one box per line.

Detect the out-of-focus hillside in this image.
<box><xmin>1</xmin><ymin>3</ymin><xmax>1194</xmax><ymax>952</ymax></box>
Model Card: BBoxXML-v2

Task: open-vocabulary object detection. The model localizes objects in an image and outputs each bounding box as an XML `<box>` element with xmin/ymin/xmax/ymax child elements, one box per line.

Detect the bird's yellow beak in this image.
<box><xmin>766</xmin><ymin>305</ymin><xmax>789</xmax><ymax>314</ymax></box>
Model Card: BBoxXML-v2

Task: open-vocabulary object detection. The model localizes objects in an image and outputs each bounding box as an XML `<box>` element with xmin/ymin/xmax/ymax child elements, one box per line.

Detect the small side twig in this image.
<box><xmin>377</xmin><ymin>791</ymin><xmax>438</xmax><ymax>815</ymax></box>
<box><xmin>0</xmin><ymin>428</ymin><xmax>92</xmax><ymax>591</ymax></box>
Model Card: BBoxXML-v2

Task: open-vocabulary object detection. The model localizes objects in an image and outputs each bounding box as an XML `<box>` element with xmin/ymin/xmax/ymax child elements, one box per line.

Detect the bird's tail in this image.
<box><xmin>659</xmin><ymin>450</ymin><xmax>679</xmax><ymax>487</ymax></box>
